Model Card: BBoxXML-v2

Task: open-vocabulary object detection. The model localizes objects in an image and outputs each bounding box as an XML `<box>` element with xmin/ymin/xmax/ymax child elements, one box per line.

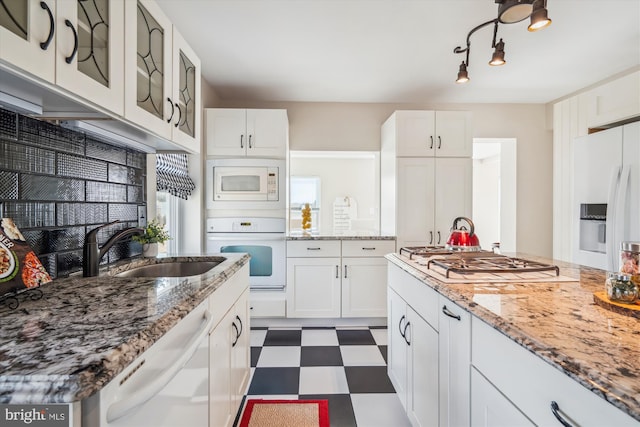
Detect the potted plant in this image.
<box><xmin>133</xmin><ymin>219</ymin><xmax>170</xmax><ymax>257</ymax></box>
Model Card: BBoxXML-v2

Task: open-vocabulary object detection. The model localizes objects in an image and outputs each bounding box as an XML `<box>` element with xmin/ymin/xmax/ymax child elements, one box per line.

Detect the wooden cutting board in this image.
<box><xmin>593</xmin><ymin>291</ymin><xmax>640</xmax><ymax>319</ymax></box>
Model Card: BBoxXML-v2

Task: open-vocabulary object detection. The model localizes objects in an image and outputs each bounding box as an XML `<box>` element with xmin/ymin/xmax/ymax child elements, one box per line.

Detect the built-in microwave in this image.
<box><xmin>206</xmin><ymin>158</ymin><xmax>285</xmax><ymax>210</ymax></box>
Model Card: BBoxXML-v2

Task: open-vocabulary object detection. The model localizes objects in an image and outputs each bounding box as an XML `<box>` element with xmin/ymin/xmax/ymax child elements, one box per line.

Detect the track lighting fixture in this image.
<box><xmin>453</xmin><ymin>0</ymin><xmax>551</xmax><ymax>83</ymax></box>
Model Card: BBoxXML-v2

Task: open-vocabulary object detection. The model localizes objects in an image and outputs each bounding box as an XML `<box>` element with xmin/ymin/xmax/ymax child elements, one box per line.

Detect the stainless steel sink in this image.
<box><xmin>114</xmin><ymin>261</ymin><xmax>222</xmax><ymax>278</ymax></box>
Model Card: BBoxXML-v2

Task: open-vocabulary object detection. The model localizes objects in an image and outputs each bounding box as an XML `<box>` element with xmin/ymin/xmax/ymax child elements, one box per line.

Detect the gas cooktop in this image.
<box><xmin>398</xmin><ymin>246</ymin><xmax>564</xmax><ymax>283</ymax></box>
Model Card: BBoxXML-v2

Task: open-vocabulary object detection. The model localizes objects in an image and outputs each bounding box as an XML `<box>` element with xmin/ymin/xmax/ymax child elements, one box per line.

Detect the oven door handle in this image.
<box><xmin>207</xmin><ymin>233</ymin><xmax>285</xmax><ymax>242</ymax></box>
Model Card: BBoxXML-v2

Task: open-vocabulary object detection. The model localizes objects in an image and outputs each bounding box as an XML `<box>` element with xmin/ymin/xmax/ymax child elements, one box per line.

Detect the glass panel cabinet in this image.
<box><xmin>56</xmin><ymin>0</ymin><xmax>125</xmax><ymax>115</ymax></box>
<box><xmin>124</xmin><ymin>0</ymin><xmax>201</xmax><ymax>152</ymax></box>
<box><xmin>0</xmin><ymin>0</ymin><xmax>56</xmax><ymax>82</ymax></box>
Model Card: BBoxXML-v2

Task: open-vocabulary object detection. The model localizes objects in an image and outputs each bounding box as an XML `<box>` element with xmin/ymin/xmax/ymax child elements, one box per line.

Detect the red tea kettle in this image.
<box><xmin>445</xmin><ymin>217</ymin><xmax>482</xmax><ymax>251</ymax></box>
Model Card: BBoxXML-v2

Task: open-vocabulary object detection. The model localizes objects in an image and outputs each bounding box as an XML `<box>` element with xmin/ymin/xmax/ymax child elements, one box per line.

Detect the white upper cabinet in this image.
<box><xmin>56</xmin><ymin>0</ymin><xmax>125</xmax><ymax>115</ymax></box>
<box><xmin>392</xmin><ymin>110</ymin><xmax>473</xmax><ymax>158</ymax></box>
<box><xmin>206</xmin><ymin>109</ymin><xmax>288</xmax><ymax>158</ymax></box>
<box><xmin>586</xmin><ymin>71</ymin><xmax>640</xmax><ymax>128</ymax></box>
<box><xmin>124</xmin><ymin>0</ymin><xmax>200</xmax><ymax>152</ymax></box>
<box><xmin>0</xmin><ymin>0</ymin><xmax>57</xmax><ymax>83</ymax></box>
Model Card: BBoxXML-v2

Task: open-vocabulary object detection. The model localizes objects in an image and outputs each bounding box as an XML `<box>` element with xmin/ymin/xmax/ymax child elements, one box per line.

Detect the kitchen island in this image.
<box><xmin>0</xmin><ymin>253</ymin><xmax>250</xmax><ymax>426</ymax></box>
<box><xmin>387</xmin><ymin>252</ymin><xmax>640</xmax><ymax>425</ymax></box>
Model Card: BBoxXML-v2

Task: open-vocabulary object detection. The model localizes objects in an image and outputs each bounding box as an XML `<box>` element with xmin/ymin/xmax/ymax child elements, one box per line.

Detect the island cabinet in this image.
<box><xmin>286</xmin><ymin>239</ymin><xmax>394</xmax><ymax>318</ymax></box>
<box><xmin>124</xmin><ymin>0</ymin><xmax>201</xmax><ymax>152</ymax></box>
<box><xmin>471</xmin><ymin>317</ymin><xmax>638</xmax><ymax>427</ymax></box>
<box><xmin>0</xmin><ymin>0</ymin><xmax>125</xmax><ymax>114</ymax></box>
<box><xmin>387</xmin><ymin>263</ymin><xmax>440</xmax><ymax>427</ymax></box>
<box><xmin>388</xmin><ymin>263</ymin><xmax>473</xmax><ymax>427</ymax></box>
<box><xmin>209</xmin><ymin>266</ymin><xmax>250</xmax><ymax>427</ymax></box>
<box><xmin>205</xmin><ymin>109</ymin><xmax>288</xmax><ymax>158</ymax></box>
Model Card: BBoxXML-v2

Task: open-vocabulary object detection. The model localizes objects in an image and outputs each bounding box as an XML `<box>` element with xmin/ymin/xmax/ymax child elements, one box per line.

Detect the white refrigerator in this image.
<box><xmin>573</xmin><ymin>121</ymin><xmax>640</xmax><ymax>271</ymax></box>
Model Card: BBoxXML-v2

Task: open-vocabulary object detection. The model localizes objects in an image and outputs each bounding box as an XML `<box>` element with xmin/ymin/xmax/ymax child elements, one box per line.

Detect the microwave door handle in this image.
<box><xmin>606</xmin><ymin>166</ymin><xmax>622</xmax><ymax>271</ymax></box>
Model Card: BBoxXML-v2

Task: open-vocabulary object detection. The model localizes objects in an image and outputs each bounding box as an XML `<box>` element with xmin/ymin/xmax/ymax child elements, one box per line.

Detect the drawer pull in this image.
<box><xmin>429</xmin><ymin>231</ymin><xmax>433</xmax><ymax>245</ymax></box>
<box><xmin>550</xmin><ymin>401</ymin><xmax>574</xmax><ymax>427</ymax></box>
<box><xmin>442</xmin><ymin>305</ymin><xmax>461</xmax><ymax>321</ymax></box>
<box><xmin>307</xmin><ymin>247</ymin><xmax>322</xmax><ymax>251</ymax></box>
<box><xmin>64</xmin><ymin>19</ymin><xmax>78</xmax><ymax>64</ymax></box>
<box><xmin>344</xmin><ymin>265</ymin><xmax>348</xmax><ymax>278</ymax></box>
<box><xmin>40</xmin><ymin>2</ymin><xmax>55</xmax><ymax>50</ymax></box>
<box><xmin>232</xmin><ymin>321</ymin><xmax>239</xmax><ymax>347</ymax></box>
<box><xmin>429</xmin><ymin>135</ymin><xmax>434</xmax><ymax>149</ymax></box>
<box><xmin>335</xmin><ymin>265</ymin><xmax>339</xmax><ymax>278</ymax></box>
<box><xmin>362</xmin><ymin>247</ymin><xmax>376</xmax><ymax>250</ymax></box>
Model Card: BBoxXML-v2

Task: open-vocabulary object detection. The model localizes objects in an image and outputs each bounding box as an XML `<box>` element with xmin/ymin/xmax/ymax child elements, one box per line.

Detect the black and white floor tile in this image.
<box><xmin>240</xmin><ymin>326</ymin><xmax>411</xmax><ymax>427</ymax></box>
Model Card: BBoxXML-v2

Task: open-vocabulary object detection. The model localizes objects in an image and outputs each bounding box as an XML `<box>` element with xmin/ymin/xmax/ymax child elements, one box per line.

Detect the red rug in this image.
<box><xmin>239</xmin><ymin>399</ymin><xmax>329</xmax><ymax>427</ymax></box>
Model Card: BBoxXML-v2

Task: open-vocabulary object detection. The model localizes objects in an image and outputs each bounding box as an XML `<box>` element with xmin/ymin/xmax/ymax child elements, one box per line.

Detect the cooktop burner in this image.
<box><xmin>398</xmin><ymin>246</ymin><xmax>560</xmax><ymax>279</ymax></box>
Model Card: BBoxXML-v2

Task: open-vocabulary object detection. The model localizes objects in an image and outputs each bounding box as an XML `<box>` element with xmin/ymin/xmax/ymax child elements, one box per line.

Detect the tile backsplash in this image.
<box><xmin>0</xmin><ymin>108</ymin><xmax>147</xmax><ymax>278</ymax></box>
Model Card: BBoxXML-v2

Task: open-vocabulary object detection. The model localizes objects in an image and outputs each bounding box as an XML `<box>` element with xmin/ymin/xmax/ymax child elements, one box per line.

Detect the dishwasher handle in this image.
<box><xmin>106</xmin><ymin>309</ymin><xmax>215</xmax><ymax>423</ymax></box>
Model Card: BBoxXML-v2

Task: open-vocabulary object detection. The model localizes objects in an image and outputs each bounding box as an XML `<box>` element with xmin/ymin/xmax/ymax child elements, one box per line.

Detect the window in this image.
<box><xmin>290</xmin><ymin>176</ymin><xmax>321</xmax><ymax>233</ymax></box>
<box><xmin>155</xmin><ymin>191</ymin><xmax>179</xmax><ymax>255</ymax></box>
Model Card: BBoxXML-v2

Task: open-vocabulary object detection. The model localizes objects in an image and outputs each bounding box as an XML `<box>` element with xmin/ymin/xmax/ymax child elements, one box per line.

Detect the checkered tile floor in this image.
<box><xmin>239</xmin><ymin>326</ymin><xmax>411</xmax><ymax>427</ymax></box>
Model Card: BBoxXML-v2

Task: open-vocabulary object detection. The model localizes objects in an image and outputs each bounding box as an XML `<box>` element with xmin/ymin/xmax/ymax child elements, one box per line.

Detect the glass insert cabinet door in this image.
<box><xmin>171</xmin><ymin>29</ymin><xmax>201</xmax><ymax>150</ymax></box>
<box><xmin>124</xmin><ymin>0</ymin><xmax>173</xmax><ymax>140</ymax></box>
<box><xmin>56</xmin><ymin>0</ymin><xmax>125</xmax><ymax>115</ymax></box>
<box><xmin>0</xmin><ymin>0</ymin><xmax>56</xmax><ymax>82</ymax></box>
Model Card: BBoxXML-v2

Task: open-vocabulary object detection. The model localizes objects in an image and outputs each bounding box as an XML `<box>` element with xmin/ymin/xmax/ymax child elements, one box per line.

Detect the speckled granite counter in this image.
<box><xmin>386</xmin><ymin>252</ymin><xmax>640</xmax><ymax>422</ymax></box>
<box><xmin>0</xmin><ymin>253</ymin><xmax>249</xmax><ymax>405</ymax></box>
<box><xmin>287</xmin><ymin>234</ymin><xmax>396</xmax><ymax>240</ymax></box>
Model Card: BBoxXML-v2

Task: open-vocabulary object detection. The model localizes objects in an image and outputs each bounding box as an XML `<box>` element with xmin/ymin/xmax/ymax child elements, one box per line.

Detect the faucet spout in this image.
<box><xmin>83</xmin><ymin>221</ymin><xmax>144</xmax><ymax>277</ymax></box>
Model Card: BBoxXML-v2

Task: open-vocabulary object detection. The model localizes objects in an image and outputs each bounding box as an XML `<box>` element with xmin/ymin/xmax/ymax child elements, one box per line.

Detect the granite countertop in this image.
<box><xmin>386</xmin><ymin>252</ymin><xmax>640</xmax><ymax>422</ymax></box>
<box><xmin>0</xmin><ymin>253</ymin><xmax>250</xmax><ymax>405</ymax></box>
<box><xmin>287</xmin><ymin>234</ymin><xmax>396</xmax><ymax>241</ymax></box>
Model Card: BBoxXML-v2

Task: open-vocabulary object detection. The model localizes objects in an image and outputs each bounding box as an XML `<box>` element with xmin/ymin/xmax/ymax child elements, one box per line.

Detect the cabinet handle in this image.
<box><xmin>248</xmin><ymin>134</ymin><xmax>253</xmax><ymax>148</ymax></box>
<box><xmin>403</xmin><ymin>322</ymin><xmax>411</xmax><ymax>346</ymax></box>
<box><xmin>437</xmin><ymin>231</ymin><xmax>441</xmax><ymax>244</ymax></box>
<box><xmin>64</xmin><ymin>19</ymin><xmax>78</xmax><ymax>64</ymax></box>
<box><xmin>235</xmin><ymin>315</ymin><xmax>243</xmax><ymax>338</ymax></box>
<box><xmin>231</xmin><ymin>322</ymin><xmax>239</xmax><ymax>347</ymax></box>
<box><xmin>166</xmin><ymin>98</ymin><xmax>175</xmax><ymax>123</ymax></box>
<box><xmin>39</xmin><ymin>2</ymin><xmax>55</xmax><ymax>50</ymax></box>
<box><xmin>442</xmin><ymin>305</ymin><xmax>461</xmax><ymax>321</ymax></box>
<box><xmin>438</xmin><ymin>135</ymin><xmax>442</xmax><ymax>149</ymax></box>
<box><xmin>344</xmin><ymin>265</ymin><xmax>348</xmax><ymax>278</ymax></box>
<box><xmin>174</xmin><ymin>103</ymin><xmax>181</xmax><ymax>128</ymax></box>
<box><xmin>306</xmin><ymin>247</ymin><xmax>321</xmax><ymax>251</ymax></box>
<box><xmin>399</xmin><ymin>315</ymin><xmax>406</xmax><ymax>338</ymax></box>
<box><xmin>429</xmin><ymin>135</ymin><xmax>434</xmax><ymax>149</ymax></box>
<box><xmin>429</xmin><ymin>231</ymin><xmax>433</xmax><ymax>245</ymax></box>
<box><xmin>336</xmin><ymin>265</ymin><xmax>339</xmax><ymax>278</ymax></box>
<box><xmin>362</xmin><ymin>247</ymin><xmax>376</xmax><ymax>250</ymax></box>
<box><xmin>240</xmin><ymin>134</ymin><xmax>244</xmax><ymax>148</ymax></box>
<box><xmin>550</xmin><ymin>401</ymin><xmax>574</xmax><ymax>427</ymax></box>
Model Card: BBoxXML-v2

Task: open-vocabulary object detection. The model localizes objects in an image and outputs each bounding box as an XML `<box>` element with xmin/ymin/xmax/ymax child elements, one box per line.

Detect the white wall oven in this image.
<box><xmin>206</xmin><ymin>217</ymin><xmax>285</xmax><ymax>291</ymax></box>
<box><xmin>206</xmin><ymin>158</ymin><xmax>285</xmax><ymax>210</ymax></box>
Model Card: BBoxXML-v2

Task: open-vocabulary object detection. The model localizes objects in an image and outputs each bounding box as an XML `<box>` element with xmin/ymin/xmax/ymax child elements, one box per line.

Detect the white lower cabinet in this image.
<box><xmin>439</xmin><ymin>296</ymin><xmax>471</xmax><ymax>427</ymax></box>
<box><xmin>471</xmin><ymin>368</ymin><xmax>534</xmax><ymax>427</ymax></box>
<box><xmin>209</xmin><ymin>268</ymin><xmax>250</xmax><ymax>427</ymax></box>
<box><xmin>387</xmin><ymin>264</ymin><xmax>440</xmax><ymax>427</ymax></box>
<box><xmin>287</xmin><ymin>239</ymin><xmax>394</xmax><ymax>318</ymax></box>
<box><xmin>471</xmin><ymin>317</ymin><xmax>638</xmax><ymax>427</ymax></box>
<box><xmin>287</xmin><ymin>256</ymin><xmax>342</xmax><ymax>318</ymax></box>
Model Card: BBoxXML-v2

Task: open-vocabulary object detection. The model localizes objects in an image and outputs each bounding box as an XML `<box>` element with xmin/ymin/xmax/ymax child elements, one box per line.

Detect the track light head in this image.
<box><xmin>489</xmin><ymin>39</ymin><xmax>506</xmax><ymax>66</ymax></box>
<box><xmin>456</xmin><ymin>62</ymin><xmax>469</xmax><ymax>84</ymax></box>
<box><xmin>528</xmin><ymin>0</ymin><xmax>552</xmax><ymax>31</ymax></box>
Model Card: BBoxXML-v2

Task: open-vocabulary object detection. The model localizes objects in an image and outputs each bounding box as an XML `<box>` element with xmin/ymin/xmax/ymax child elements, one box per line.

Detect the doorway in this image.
<box><xmin>472</xmin><ymin>138</ymin><xmax>517</xmax><ymax>253</ymax></box>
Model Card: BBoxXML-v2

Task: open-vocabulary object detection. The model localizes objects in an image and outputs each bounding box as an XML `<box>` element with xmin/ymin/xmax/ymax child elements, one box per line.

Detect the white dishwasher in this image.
<box><xmin>82</xmin><ymin>299</ymin><xmax>214</xmax><ymax>427</ymax></box>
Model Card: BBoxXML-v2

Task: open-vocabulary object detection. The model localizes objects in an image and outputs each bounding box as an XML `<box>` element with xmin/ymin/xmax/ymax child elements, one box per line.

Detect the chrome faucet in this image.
<box><xmin>83</xmin><ymin>220</ymin><xmax>144</xmax><ymax>277</ymax></box>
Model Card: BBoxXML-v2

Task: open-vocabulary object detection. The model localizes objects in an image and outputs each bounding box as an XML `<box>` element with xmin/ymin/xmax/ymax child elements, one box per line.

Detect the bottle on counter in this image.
<box><xmin>620</xmin><ymin>242</ymin><xmax>640</xmax><ymax>288</ymax></box>
<box><xmin>605</xmin><ymin>272</ymin><xmax>638</xmax><ymax>303</ymax></box>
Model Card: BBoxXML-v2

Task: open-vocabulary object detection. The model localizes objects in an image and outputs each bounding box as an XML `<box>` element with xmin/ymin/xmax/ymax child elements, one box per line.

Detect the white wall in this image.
<box><xmin>221</xmin><ymin>100</ymin><xmax>552</xmax><ymax>257</ymax></box>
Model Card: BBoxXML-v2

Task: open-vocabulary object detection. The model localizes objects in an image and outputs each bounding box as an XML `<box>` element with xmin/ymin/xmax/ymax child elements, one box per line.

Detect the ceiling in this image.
<box><xmin>156</xmin><ymin>0</ymin><xmax>640</xmax><ymax>104</ymax></box>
